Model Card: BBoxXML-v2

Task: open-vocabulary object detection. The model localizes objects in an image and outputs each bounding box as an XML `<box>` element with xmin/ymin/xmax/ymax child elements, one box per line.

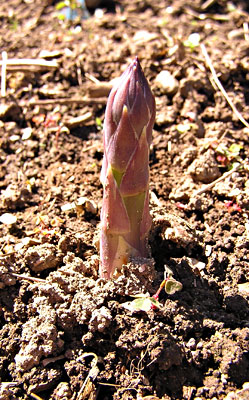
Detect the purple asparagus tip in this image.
<box><xmin>100</xmin><ymin>57</ymin><xmax>155</xmax><ymax>278</ymax></box>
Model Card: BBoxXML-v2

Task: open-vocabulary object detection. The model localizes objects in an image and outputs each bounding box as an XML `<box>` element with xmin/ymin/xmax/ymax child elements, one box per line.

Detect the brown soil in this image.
<box><xmin>0</xmin><ymin>0</ymin><xmax>249</xmax><ymax>399</ymax></box>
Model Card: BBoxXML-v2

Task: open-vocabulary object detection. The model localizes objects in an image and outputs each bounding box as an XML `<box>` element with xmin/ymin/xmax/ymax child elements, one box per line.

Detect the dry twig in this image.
<box><xmin>29</xmin><ymin>97</ymin><xmax>106</xmax><ymax>106</ymax></box>
<box><xmin>64</xmin><ymin>112</ymin><xmax>92</xmax><ymax>128</ymax></box>
<box><xmin>0</xmin><ymin>58</ymin><xmax>58</xmax><ymax>72</ymax></box>
<box><xmin>194</xmin><ymin>163</ymin><xmax>241</xmax><ymax>196</ymax></box>
<box><xmin>201</xmin><ymin>0</ymin><xmax>217</xmax><ymax>10</ymax></box>
<box><xmin>77</xmin><ymin>353</ymin><xmax>99</xmax><ymax>400</ymax></box>
<box><xmin>82</xmin><ymin>143</ymin><xmax>102</xmax><ymax>153</ymax></box>
<box><xmin>1</xmin><ymin>51</ymin><xmax>7</xmax><ymax>98</ymax></box>
<box><xmin>29</xmin><ymin>393</ymin><xmax>44</xmax><ymax>400</ymax></box>
<box><xmin>201</xmin><ymin>43</ymin><xmax>249</xmax><ymax>129</ymax></box>
<box><xmin>87</xmin><ymin>82</ymin><xmax>113</xmax><ymax>98</ymax></box>
<box><xmin>10</xmin><ymin>273</ymin><xmax>46</xmax><ymax>283</ymax></box>
<box><xmin>243</xmin><ymin>22</ymin><xmax>249</xmax><ymax>41</ymax></box>
<box><xmin>85</xmin><ymin>72</ymin><xmax>101</xmax><ymax>84</ymax></box>
<box><xmin>185</xmin><ymin>7</ymin><xmax>229</xmax><ymax>21</ymax></box>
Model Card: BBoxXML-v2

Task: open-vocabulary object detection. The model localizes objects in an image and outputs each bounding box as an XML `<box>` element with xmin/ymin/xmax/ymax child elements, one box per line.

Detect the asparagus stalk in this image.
<box><xmin>100</xmin><ymin>57</ymin><xmax>155</xmax><ymax>278</ymax></box>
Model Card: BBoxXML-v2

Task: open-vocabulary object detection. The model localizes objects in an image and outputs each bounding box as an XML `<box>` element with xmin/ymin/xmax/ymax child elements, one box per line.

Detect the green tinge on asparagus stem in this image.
<box><xmin>100</xmin><ymin>57</ymin><xmax>156</xmax><ymax>279</ymax></box>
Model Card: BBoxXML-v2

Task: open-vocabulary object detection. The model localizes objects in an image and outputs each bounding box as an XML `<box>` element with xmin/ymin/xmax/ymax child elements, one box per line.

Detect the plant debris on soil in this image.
<box><xmin>0</xmin><ymin>0</ymin><xmax>249</xmax><ymax>399</ymax></box>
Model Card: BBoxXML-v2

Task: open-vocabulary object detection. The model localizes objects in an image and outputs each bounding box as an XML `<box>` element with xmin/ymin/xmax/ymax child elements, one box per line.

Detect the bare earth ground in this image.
<box><xmin>0</xmin><ymin>0</ymin><xmax>249</xmax><ymax>399</ymax></box>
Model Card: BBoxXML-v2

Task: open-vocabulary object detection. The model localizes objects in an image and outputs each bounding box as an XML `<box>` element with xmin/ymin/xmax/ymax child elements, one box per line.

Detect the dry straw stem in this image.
<box><xmin>0</xmin><ymin>251</ymin><xmax>17</xmax><ymax>258</ymax></box>
<box><xmin>29</xmin><ymin>393</ymin><xmax>44</xmax><ymax>400</ymax></box>
<box><xmin>201</xmin><ymin>0</ymin><xmax>217</xmax><ymax>10</ymax></box>
<box><xmin>77</xmin><ymin>353</ymin><xmax>99</xmax><ymax>400</ymax></box>
<box><xmin>243</xmin><ymin>22</ymin><xmax>249</xmax><ymax>41</ymax></box>
<box><xmin>29</xmin><ymin>97</ymin><xmax>106</xmax><ymax>106</ymax></box>
<box><xmin>0</xmin><ymin>58</ymin><xmax>58</xmax><ymax>71</ymax></box>
<box><xmin>64</xmin><ymin>112</ymin><xmax>92</xmax><ymax>128</ymax></box>
<box><xmin>185</xmin><ymin>7</ymin><xmax>229</xmax><ymax>21</ymax></box>
<box><xmin>85</xmin><ymin>72</ymin><xmax>113</xmax><ymax>97</ymax></box>
<box><xmin>194</xmin><ymin>163</ymin><xmax>241</xmax><ymax>196</ymax></box>
<box><xmin>82</xmin><ymin>143</ymin><xmax>102</xmax><ymax>153</ymax></box>
<box><xmin>10</xmin><ymin>273</ymin><xmax>46</xmax><ymax>283</ymax></box>
<box><xmin>1</xmin><ymin>51</ymin><xmax>7</xmax><ymax>98</ymax></box>
<box><xmin>201</xmin><ymin>43</ymin><xmax>249</xmax><ymax>130</ymax></box>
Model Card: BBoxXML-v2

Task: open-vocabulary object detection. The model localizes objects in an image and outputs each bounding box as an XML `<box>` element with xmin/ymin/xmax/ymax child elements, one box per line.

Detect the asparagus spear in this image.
<box><xmin>100</xmin><ymin>57</ymin><xmax>155</xmax><ymax>278</ymax></box>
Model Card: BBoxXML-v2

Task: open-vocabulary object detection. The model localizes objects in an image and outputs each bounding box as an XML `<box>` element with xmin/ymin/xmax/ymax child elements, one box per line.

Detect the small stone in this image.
<box><xmin>21</xmin><ymin>127</ymin><xmax>32</xmax><ymax>140</ymax></box>
<box><xmin>238</xmin><ymin>282</ymin><xmax>249</xmax><ymax>295</ymax></box>
<box><xmin>88</xmin><ymin>306</ymin><xmax>112</xmax><ymax>332</ymax></box>
<box><xmin>180</xmin><ymin>147</ymin><xmax>197</xmax><ymax>168</ymax></box>
<box><xmin>186</xmin><ymin>338</ymin><xmax>196</xmax><ymax>350</ymax></box>
<box><xmin>52</xmin><ymin>382</ymin><xmax>72</xmax><ymax>400</ymax></box>
<box><xmin>133</xmin><ymin>30</ymin><xmax>158</xmax><ymax>44</ymax></box>
<box><xmin>188</xmin><ymin>150</ymin><xmax>221</xmax><ymax>183</ymax></box>
<box><xmin>196</xmin><ymin>341</ymin><xmax>204</xmax><ymax>349</ymax></box>
<box><xmin>9</xmin><ymin>134</ymin><xmax>20</xmax><ymax>142</ymax></box>
<box><xmin>24</xmin><ymin>243</ymin><xmax>62</xmax><ymax>272</ymax></box>
<box><xmin>77</xmin><ymin>197</ymin><xmax>97</xmax><ymax>214</ymax></box>
<box><xmin>0</xmin><ymin>213</ymin><xmax>17</xmax><ymax>225</ymax></box>
<box><xmin>4</xmin><ymin>121</ymin><xmax>17</xmax><ymax>131</ymax></box>
<box><xmin>169</xmin><ymin>177</ymin><xmax>195</xmax><ymax>201</ymax></box>
<box><xmin>205</xmin><ymin>245</ymin><xmax>212</xmax><ymax>257</ymax></box>
<box><xmin>155</xmin><ymin>70</ymin><xmax>179</xmax><ymax>95</ymax></box>
<box><xmin>61</xmin><ymin>197</ymin><xmax>97</xmax><ymax>215</ymax></box>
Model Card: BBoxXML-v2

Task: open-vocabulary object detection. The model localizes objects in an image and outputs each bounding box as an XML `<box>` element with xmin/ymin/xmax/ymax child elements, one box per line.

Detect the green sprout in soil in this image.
<box><xmin>213</xmin><ymin>142</ymin><xmax>243</xmax><ymax>169</ymax></box>
<box><xmin>183</xmin><ymin>33</ymin><xmax>200</xmax><ymax>49</ymax></box>
<box><xmin>95</xmin><ymin>117</ymin><xmax>103</xmax><ymax>130</ymax></box>
<box><xmin>8</xmin><ymin>14</ymin><xmax>19</xmax><ymax>31</ymax></box>
<box><xmin>56</xmin><ymin>0</ymin><xmax>90</xmax><ymax>22</ymax></box>
<box><xmin>99</xmin><ymin>57</ymin><xmax>156</xmax><ymax>279</ymax></box>
<box><xmin>122</xmin><ymin>267</ymin><xmax>183</xmax><ymax>313</ymax></box>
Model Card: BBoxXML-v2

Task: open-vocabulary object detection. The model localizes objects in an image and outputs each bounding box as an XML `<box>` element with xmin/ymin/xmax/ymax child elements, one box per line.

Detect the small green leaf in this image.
<box><xmin>9</xmin><ymin>18</ymin><xmax>18</xmax><ymax>31</ymax></box>
<box><xmin>165</xmin><ymin>278</ymin><xmax>183</xmax><ymax>295</ymax></box>
<box><xmin>183</xmin><ymin>33</ymin><xmax>200</xmax><ymax>49</ymax></box>
<box><xmin>57</xmin><ymin>13</ymin><xmax>66</xmax><ymax>21</ymax></box>
<box><xmin>95</xmin><ymin>117</ymin><xmax>103</xmax><ymax>130</ymax></box>
<box><xmin>56</xmin><ymin>1</ymin><xmax>68</xmax><ymax>10</ymax></box>
<box><xmin>132</xmin><ymin>298</ymin><xmax>153</xmax><ymax>312</ymax></box>
<box><xmin>122</xmin><ymin>296</ymin><xmax>161</xmax><ymax>312</ymax></box>
<box><xmin>176</xmin><ymin>123</ymin><xmax>191</xmax><ymax>134</ymax></box>
<box><xmin>150</xmin><ymin>297</ymin><xmax>161</xmax><ymax>309</ymax></box>
<box><xmin>228</xmin><ymin>143</ymin><xmax>242</xmax><ymax>157</ymax></box>
<box><xmin>228</xmin><ymin>162</ymin><xmax>240</xmax><ymax>171</ymax></box>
